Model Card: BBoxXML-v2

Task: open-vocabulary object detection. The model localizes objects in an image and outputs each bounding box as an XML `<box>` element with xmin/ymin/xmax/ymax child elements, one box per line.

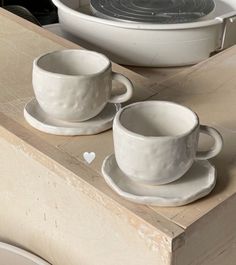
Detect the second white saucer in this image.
<box><xmin>24</xmin><ymin>98</ymin><xmax>121</xmax><ymax>136</ymax></box>
<box><xmin>102</xmin><ymin>154</ymin><xmax>216</xmax><ymax>207</ymax></box>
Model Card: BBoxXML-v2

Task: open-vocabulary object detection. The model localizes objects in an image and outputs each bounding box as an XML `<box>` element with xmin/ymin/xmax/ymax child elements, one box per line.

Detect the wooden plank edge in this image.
<box><xmin>0</xmin><ymin>112</ymin><xmax>185</xmax><ymax>252</ymax></box>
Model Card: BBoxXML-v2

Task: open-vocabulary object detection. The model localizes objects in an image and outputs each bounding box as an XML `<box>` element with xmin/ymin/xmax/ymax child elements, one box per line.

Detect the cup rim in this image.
<box><xmin>33</xmin><ymin>49</ymin><xmax>111</xmax><ymax>78</ymax></box>
<box><xmin>113</xmin><ymin>101</ymin><xmax>199</xmax><ymax>139</ymax></box>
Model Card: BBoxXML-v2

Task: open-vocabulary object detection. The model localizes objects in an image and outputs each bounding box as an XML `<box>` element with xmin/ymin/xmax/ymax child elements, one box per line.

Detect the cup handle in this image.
<box><xmin>108</xmin><ymin>72</ymin><xmax>134</xmax><ymax>104</ymax></box>
<box><xmin>196</xmin><ymin>125</ymin><xmax>223</xmax><ymax>160</ymax></box>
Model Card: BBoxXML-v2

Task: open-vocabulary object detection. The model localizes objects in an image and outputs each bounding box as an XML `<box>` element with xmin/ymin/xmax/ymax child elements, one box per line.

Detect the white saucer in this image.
<box><xmin>102</xmin><ymin>154</ymin><xmax>216</xmax><ymax>207</ymax></box>
<box><xmin>24</xmin><ymin>98</ymin><xmax>121</xmax><ymax>135</ymax></box>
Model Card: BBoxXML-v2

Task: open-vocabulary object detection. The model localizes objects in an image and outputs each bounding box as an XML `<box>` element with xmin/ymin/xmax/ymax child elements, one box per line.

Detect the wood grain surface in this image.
<box><xmin>0</xmin><ymin>7</ymin><xmax>184</xmax><ymax>255</ymax></box>
<box><xmin>0</xmin><ymin>6</ymin><xmax>236</xmax><ymax>265</ymax></box>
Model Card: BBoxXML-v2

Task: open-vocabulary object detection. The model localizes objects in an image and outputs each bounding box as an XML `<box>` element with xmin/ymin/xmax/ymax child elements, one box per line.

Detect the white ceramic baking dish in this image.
<box><xmin>52</xmin><ymin>0</ymin><xmax>236</xmax><ymax>67</ymax></box>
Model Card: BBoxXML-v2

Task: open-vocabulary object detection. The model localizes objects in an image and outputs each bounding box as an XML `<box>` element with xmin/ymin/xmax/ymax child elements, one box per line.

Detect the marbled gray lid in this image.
<box><xmin>90</xmin><ymin>0</ymin><xmax>215</xmax><ymax>23</ymax></box>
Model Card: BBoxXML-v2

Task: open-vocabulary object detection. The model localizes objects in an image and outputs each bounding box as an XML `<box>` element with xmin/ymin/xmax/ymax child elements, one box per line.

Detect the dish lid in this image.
<box><xmin>90</xmin><ymin>0</ymin><xmax>215</xmax><ymax>24</ymax></box>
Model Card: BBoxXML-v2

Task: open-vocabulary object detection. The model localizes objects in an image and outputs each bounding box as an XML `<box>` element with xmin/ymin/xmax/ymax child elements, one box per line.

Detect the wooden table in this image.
<box><xmin>0</xmin><ymin>8</ymin><xmax>236</xmax><ymax>265</ymax></box>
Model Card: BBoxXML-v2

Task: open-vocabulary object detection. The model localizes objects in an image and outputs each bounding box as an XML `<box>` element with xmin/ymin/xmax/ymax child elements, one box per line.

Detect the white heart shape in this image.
<box><xmin>83</xmin><ymin>152</ymin><xmax>96</xmax><ymax>164</ymax></box>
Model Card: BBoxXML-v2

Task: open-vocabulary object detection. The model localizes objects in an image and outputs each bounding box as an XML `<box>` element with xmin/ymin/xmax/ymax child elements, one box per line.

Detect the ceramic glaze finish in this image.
<box><xmin>52</xmin><ymin>0</ymin><xmax>236</xmax><ymax>66</ymax></box>
<box><xmin>33</xmin><ymin>49</ymin><xmax>133</xmax><ymax>122</ymax></box>
<box><xmin>113</xmin><ymin>101</ymin><xmax>223</xmax><ymax>185</ymax></box>
<box><xmin>24</xmin><ymin>98</ymin><xmax>121</xmax><ymax>135</ymax></box>
<box><xmin>102</xmin><ymin>154</ymin><xmax>216</xmax><ymax>207</ymax></box>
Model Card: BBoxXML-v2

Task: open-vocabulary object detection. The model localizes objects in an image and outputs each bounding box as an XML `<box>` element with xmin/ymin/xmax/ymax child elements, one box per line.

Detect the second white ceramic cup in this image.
<box><xmin>33</xmin><ymin>49</ymin><xmax>133</xmax><ymax>122</ymax></box>
<box><xmin>113</xmin><ymin>101</ymin><xmax>223</xmax><ymax>185</ymax></box>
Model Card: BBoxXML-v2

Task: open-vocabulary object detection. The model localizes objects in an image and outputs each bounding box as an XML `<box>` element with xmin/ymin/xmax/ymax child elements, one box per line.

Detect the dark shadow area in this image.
<box><xmin>0</xmin><ymin>0</ymin><xmax>58</xmax><ymax>25</ymax></box>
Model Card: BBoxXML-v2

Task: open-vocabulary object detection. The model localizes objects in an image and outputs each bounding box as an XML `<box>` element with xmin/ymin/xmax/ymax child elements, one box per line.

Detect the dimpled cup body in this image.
<box><xmin>113</xmin><ymin>101</ymin><xmax>200</xmax><ymax>185</ymax></box>
<box><xmin>33</xmin><ymin>67</ymin><xmax>111</xmax><ymax>122</ymax></box>
<box><xmin>32</xmin><ymin>50</ymin><xmax>112</xmax><ymax>122</ymax></box>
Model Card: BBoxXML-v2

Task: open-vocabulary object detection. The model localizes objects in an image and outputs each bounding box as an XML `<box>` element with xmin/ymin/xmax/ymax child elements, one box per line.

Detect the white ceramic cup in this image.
<box><xmin>113</xmin><ymin>101</ymin><xmax>223</xmax><ymax>185</ymax></box>
<box><xmin>32</xmin><ymin>49</ymin><xmax>133</xmax><ymax>122</ymax></box>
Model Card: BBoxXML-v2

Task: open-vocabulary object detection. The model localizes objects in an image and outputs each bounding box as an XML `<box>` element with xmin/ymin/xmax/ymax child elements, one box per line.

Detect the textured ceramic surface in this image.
<box><xmin>102</xmin><ymin>154</ymin><xmax>216</xmax><ymax>206</ymax></box>
<box><xmin>33</xmin><ymin>49</ymin><xmax>133</xmax><ymax>122</ymax></box>
<box><xmin>113</xmin><ymin>101</ymin><xmax>223</xmax><ymax>185</ymax></box>
<box><xmin>52</xmin><ymin>0</ymin><xmax>236</xmax><ymax>66</ymax></box>
<box><xmin>24</xmin><ymin>98</ymin><xmax>121</xmax><ymax>135</ymax></box>
<box><xmin>0</xmin><ymin>242</ymin><xmax>50</xmax><ymax>265</ymax></box>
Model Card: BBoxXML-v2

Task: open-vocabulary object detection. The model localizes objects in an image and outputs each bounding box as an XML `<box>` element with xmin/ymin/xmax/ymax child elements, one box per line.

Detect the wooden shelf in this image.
<box><xmin>0</xmin><ymin>7</ymin><xmax>235</xmax><ymax>265</ymax></box>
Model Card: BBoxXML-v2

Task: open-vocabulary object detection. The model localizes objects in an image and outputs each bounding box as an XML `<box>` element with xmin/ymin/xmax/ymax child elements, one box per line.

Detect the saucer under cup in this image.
<box><xmin>102</xmin><ymin>154</ymin><xmax>216</xmax><ymax>207</ymax></box>
<box><xmin>24</xmin><ymin>98</ymin><xmax>121</xmax><ymax>135</ymax></box>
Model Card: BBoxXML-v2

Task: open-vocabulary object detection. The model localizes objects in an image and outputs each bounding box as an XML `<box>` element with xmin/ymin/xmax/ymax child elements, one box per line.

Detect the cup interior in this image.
<box><xmin>119</xmin><ymin>101</ymin><xmax>198</xmax><ymax>137</ymax></box>
<box><xmin>36</xmin><ymin>50</ymin><xmax>110</xmax><ymax>76</ymax></box>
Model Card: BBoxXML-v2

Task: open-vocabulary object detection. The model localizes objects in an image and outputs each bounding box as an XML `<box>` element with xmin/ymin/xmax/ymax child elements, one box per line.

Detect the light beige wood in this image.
<box><xmin>147</xmin><ymin>45</ymin><xmax>236</xmax><ymax>265</ymax></box>
<box><xmin>0</xmin><ymin>7</ymin><xmax>184</xmax><ymax>264</ymax></box>
<box><xmin>0</xmin><ymin>8</ymin><xmax>156</xmax><ymax>154</ymax></box>
<box><xmin>1</xmin><ymin>6</ymin><xmax>236</xmax><ymax>265</ymax></box>
<box><xmin>0</xmin><ymin>9</ymin><xmax>183</xmax><ymax>240</ymax></box>
<box><xmin>148</xmin><ymin>45</ymin><xmax>236</xmax><ymax>230</ymax></box>
<box><xmin>0</xmin><ymin>124</ymin><xmax>175</xmax><ymax>265</ymax></box>
<box><xmin>173</xmin><ymin>194</ymin><xmax>236</xmax><ymax>265</ymax></box>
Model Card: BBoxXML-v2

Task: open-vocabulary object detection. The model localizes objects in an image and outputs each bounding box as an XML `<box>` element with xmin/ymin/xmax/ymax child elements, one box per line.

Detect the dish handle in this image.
<box><xmin>215</xmin><ymin>11</ymin><xmax>236</xmax><ymax>52</ymax></box>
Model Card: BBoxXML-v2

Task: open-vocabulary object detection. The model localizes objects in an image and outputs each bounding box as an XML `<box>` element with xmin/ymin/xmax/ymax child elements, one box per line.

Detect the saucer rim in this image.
<box><xmin>101</xmin><ymin>154</ymin><xmax>216</xmax><ymax>207</ymax></box>
<box><xmin>24</xmin><ymin>98</ymin><xmax>121</xmax><ymax>136</ymax></box>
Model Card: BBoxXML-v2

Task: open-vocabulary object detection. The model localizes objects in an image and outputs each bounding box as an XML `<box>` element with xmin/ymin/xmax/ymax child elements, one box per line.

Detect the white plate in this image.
<box><xmin>102</xmin><ymin>154</ymin><xmax>216</xmax><ymax>207</ymax></box>
<box><xmin>0</xmin><ymin>242</ymin><xmax>50</xmax><ymax>265</ymax></box>
<box><xmin>24</xmin><ymin>98</ymin><xmax>121</xmax><ymax>136</ymax></box>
